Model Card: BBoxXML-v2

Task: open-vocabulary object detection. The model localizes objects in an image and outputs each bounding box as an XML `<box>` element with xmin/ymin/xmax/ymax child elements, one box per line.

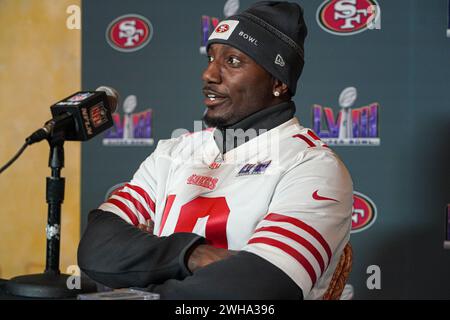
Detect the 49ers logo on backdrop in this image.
<box><xmin>351</xmin><ymin>191</ymin><xmax>377</xmax><ymax>233</ymax></box>
<box><xmin>106</xmin><ymin>14</ymin><xmax>153</xmax><ymax>52</ymax></box>
<box><xmin>317</xmin><ymin>0</ymin><xmax>380</xmax><ymax>36</ymax></box>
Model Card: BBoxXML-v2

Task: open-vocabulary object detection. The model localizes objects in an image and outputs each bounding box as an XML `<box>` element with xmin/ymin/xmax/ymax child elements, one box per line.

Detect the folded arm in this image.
<box><xmin>77</xmin><ymin>209</ymin><xmax>303</xmax><ymax>299</ymax></box>
<box><xmin>77</xmin><ymin>209</ymin><xmax>206</xmax><ymax>288</ymax></box>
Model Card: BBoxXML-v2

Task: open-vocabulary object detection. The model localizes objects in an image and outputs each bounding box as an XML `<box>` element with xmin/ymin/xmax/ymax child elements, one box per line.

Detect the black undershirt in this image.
<box><xmin>213</xmin><ymin>100</ymin><xmax>296</xmax><ymax>154</ymax></box>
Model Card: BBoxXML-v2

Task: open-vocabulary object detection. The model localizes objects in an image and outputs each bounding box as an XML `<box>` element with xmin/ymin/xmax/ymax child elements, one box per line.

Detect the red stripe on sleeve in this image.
<box><xmin>264</xmin><ymin>213</ymin><xmax>332</xmax><ymax>262</ymax></box>
<box><xmin>255</xmin><ymin>226</ymin><xmax>325</xmax><ymax>274</ymax></box>
<box><xmin>106</xmin><ymin>198</ymin><xmax>139</xmax><ymax>226</ymax></box>
<box><xmin>306</xmin><ymin>130</ymin><xmax>321</xmax><ymax>141</ymax></box>
<box><xmin>292</xmin><ymin>134</ymin><xmax>316</xmax><ymax>147</ymax></box>
<box><xmin>109</xmin><ymin>186</ymin><xmax>125</xmax><ymax>197</ymax></box>
<box><xmin>248</xmin><ymin>236</ymin><xmax>317</xmax><ymax>285</ymax></box>
<box><xmin>125</xmin><ymin>183</ymin><xmax>156</xmax><ymax>214</ymax></box>
<box><xmin>114</xmin><ymin>191</ymin><xmax>151</xmax><ymax>221</ymax></box>
<box><xmin>307</xmin><ymin>130</ymin><xmax>329</xmax><ymax>148</ymax></box>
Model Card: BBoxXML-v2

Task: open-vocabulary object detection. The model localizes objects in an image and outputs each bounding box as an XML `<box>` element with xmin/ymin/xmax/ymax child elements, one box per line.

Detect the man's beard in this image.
<box><xmin>202</xmin><ymin>113</ymin><xmax>229</xmax><ymax>129</ymax></box>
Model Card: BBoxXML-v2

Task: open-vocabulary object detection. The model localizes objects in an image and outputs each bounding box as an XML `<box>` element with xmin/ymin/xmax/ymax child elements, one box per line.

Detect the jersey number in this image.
<box><xmin>159</xmin><ymin>195</ymin><xmax>230</xmax><ymax>248</ymax></box>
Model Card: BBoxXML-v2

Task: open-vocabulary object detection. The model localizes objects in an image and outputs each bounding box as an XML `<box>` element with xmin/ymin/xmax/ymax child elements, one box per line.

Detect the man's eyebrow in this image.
<box><xmin>222</xmin><ymin>47</ymin><xmax>245</xmax><ymax>57</ymax></box>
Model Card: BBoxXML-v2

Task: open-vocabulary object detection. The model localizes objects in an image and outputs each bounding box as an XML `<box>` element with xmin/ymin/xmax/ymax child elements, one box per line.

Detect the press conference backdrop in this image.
<box><xmin>81</xmin><ymin>0</ymin><xmax>450</xmax><ymax>299</ymax></box>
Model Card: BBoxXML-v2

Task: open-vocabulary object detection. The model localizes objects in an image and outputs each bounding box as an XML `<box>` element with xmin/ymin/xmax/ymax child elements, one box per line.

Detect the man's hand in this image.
<box><xmin>137</xmin><ymin>220</ymin><xmax>154</xmax><ymax>234</ymax></box>
<box><xmin>187</xmin><ymin>244</ymin><xmax>238</xmax><ymax>273</ymax></box>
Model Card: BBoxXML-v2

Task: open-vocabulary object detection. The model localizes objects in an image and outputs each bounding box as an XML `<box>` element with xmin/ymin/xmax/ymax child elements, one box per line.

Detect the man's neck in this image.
<box><xmin>213</xmin><ymin>101</ymin><xmax>296</xmax><ymax>154</ymax></box>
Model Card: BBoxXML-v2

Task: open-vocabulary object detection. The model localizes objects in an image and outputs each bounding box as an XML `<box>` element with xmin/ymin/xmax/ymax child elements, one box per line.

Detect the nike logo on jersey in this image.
<box><xmin>312</xmin><ymin>190</ymin><xmax>338</xmax><ymax>202</ymax></box>
<box><xmin>237</xmin><ymin>160</ymin><xmax>272</xmax><ymax>176</ymax></box>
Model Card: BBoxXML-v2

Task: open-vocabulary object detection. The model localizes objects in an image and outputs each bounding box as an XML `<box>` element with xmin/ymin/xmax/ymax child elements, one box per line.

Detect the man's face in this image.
<box><xmin>202</xmin><ymin>43</ymin><xmax>275</xmax><ymax>128</ymax></box>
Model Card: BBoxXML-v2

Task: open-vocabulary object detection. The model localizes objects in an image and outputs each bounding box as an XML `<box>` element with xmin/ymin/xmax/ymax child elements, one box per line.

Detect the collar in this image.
<box><xmin>213</xmin><ymin>100</ymin><xmax>296</xmax><ymax>154</ymax></box>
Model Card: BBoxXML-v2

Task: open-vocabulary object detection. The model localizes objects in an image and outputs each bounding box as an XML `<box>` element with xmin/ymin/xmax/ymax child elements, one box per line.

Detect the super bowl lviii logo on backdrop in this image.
<box><xmin>352</xmin><ymin>192</ymin><xmax>377</xmax><ymax>233</ymax></box>
<box><xmin>317</xmin><ymin>0</ymin><xmax>381</xmax><ymax>36</ymax></box>
<box><xmin>106</xmin><ymin>14</ymin><xmax>153</xmax><ymax>52</ymax></box>
<box><xmin>447</xmin><ymin>0</ymin><xmax>450</xmax><ymax>37</ymax></box>
<box><xmin>103</xmin><ymin>95</ymin><xmax>154</xmax><ymax>146</ymax></box>
<box><xmin>312</xmin><ymin>87</ymin><xmax>380</xmax><ymax>146</ymax></box>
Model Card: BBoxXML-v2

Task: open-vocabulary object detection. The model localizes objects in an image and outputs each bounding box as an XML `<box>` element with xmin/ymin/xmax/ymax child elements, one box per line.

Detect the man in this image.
<box><xmin>78</xmin><ymin>1</ymin><xmax>353</xmax><ymax>300</ymax></box>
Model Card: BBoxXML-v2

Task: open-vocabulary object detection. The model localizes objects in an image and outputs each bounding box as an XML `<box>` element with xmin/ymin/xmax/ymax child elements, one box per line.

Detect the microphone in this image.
<box><xmin>26</xmin><ymin>86</ymin><xmax>119</xmax><ymax>145</ymax></box>
<box><xmin>2</xmin><ymin>87</ymin><xmax>120</xmax><ymax>297</ymax></box>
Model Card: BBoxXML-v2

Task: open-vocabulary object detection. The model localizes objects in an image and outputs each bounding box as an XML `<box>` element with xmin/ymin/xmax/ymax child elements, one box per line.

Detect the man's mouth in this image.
<box><xmin>203</xmin><ymin>89</ymin><xmax>228</xmax><ymax>107</ymax></box>
<box><xmin>207</xmin><ymin>94</ymin><xmax>217</xmax><ymax>101</ymax></box>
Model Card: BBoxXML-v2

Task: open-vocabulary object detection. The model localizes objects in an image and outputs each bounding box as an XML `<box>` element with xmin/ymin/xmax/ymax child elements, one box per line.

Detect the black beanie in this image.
<box><xmin>207</xmin><ymin>1</ymin><xmax>308</xmax><ymax>96</ymax></box>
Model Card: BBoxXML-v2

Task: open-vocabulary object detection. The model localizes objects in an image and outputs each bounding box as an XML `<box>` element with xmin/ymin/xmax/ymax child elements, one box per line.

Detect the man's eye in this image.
<box><xmin>207</xmin><ymin>56</ymin><xmax>214</xmax><ymax>63</ymax></box>
<box><xmin>228</xmin><ymin>57</ymin><xmax>241</xmax><ymax>66</ymax></box>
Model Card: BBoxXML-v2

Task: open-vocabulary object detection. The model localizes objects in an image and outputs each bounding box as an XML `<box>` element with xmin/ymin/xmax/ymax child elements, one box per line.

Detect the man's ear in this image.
<box><xmin>272</xmin><ymin>78</ymin><xmax>289</xmax><ymax>96</ymax></box>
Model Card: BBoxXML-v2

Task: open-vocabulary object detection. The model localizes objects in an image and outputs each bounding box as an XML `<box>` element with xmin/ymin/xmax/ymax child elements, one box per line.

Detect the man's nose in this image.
<box><xmin>202</xmin><ymin>61</ymin><xmax>221</xmax><ymax>84</ymax></box>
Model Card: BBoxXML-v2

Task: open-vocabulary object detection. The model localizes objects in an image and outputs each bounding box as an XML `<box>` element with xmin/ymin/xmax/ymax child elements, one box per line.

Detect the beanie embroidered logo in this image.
<box><xmin>216</xmin><ymin>24</ymin><xmax>230</xmax><ymax>33</ymax></box>
<box><xmin>275</xmin><ymin>54</ymin><xmax>285</xmax><ymax>67</ymax></box>
<box><xmin>316</xmin><ymin>0</ymin><xmax>380</xmax><ymax>36</ymax></box>
<box><xmin>209</xmin><ymin>20</ymin><xmax>240</xmax><ymax>41</ymax></box>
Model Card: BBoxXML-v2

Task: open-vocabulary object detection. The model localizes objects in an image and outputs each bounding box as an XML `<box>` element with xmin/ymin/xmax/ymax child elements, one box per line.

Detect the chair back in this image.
<box><xmin>322</xmin><ymin>243</ymin><xmax>353</xmax><ymax>300</ymax></box>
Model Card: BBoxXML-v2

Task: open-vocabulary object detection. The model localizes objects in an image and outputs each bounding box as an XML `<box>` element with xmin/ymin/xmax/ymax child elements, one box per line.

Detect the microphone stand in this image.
<box><xmin>6</xmin><ymin>131</ymin><xmax>97</xmax><ymax>298</ymax></box>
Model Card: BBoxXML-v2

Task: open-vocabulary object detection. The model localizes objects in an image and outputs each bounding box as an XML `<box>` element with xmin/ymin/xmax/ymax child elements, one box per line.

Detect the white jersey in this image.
<box><xmin>99</xmin><ymin>117</ymin><xmax>353</xmax><ymax>300</ymax></box>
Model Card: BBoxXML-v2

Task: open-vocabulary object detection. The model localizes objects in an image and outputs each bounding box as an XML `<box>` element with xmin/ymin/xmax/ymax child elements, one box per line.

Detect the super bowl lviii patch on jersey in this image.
<box><xmin>237</xmin><ymin>160</ymin><xmax>271</xmax><ymax>176</ymax></box>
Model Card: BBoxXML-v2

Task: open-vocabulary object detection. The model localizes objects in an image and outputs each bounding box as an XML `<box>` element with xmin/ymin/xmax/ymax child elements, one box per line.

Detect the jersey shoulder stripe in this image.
<box><xmin>292</xmin><ymin>130</ymin><xmax>329</xmax><ymax>149</ymax></box>
<box><xmin>274</xmin><ymin>119</ymin><xmax>332</xmax><ymax>166</ymax></box>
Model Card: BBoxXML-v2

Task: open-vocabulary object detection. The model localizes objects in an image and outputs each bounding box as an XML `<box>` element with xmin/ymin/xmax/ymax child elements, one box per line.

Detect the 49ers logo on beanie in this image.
<box><xmin>317</xmin><ymin>0</ymin><xmax>380</xmax><ymax>36</ymax></box>
<box><xmin>209</xmin><ymin>20</ymin><xmax>240</xmax><ymax>41</ymax></box>
<box><xmin>216</xmin><ymin>24</ymin><xmax>230</xmax><ymax>33</ymax></box>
